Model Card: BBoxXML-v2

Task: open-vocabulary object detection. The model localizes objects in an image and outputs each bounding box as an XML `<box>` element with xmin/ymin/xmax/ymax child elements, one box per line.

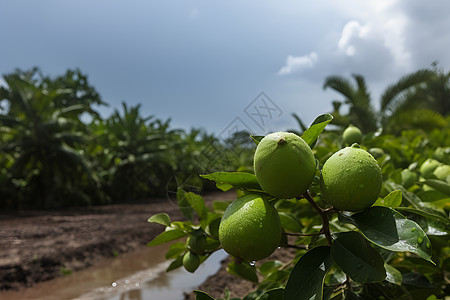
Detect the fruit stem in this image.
<box><xmin>303</xmin><ymin>192</ymin><xmax>333</xmax><ymax>246</ymax></box>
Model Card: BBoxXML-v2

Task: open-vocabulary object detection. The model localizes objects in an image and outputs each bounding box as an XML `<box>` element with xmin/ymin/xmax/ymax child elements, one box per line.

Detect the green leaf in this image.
<box><xmin>256</xmin><ymin>287</ymin><xmax>284</xmax><ymax>300</ymax></box>
<box><xmin>381</xmin><ymin>190</ymin><xmax>402</xmax><ymax>207</ymax></box>
<box><xmin>395</xmin><ymin>207</ymin><xmax>450</xmax><ymax>236</ymax></box>
<box><xmin>301</xmin><ymin>114</ymin><xmax>333</xmax><ymax>148</ymax></box>
<box><xmin>165</xmin><ymin>242</ymin><xmax>187</xmax><ymax>259</ymax></box>
<box><xmin>147</xmin><ymin>229</ymin><xmax>187</xmax><ymax>247</ymax></box>
<box><xmin>385</xmin><ymin>181</ymin><xmax>444</xmax><ymax>216</ymax></box>
<box><xmin>185</xmin><ymin>192</ymin><xmax>208</xmax><ymax>219</ymax></box>
<box><xmin>251</xmin><ymin>135</ymin><xmax>264</xmax><ymax>146</ymax></box>
<box><xmin>201</xmin><ymin>172</ymin><xmax>263</xmax><ymax>191</ymax></box>
<box><xmin>166</xmin><ymin>254</ymin><xmax>183</xmax><ymax>272</ymax></box>
<box><xmin>227</xmin><ymin>261</ymin><xmax>258</xmax><ymax>283</ymax></box>
<box><xmin>258</xmin><ymin>260</ymin><xmax>283</xmax><ymax>276</ymax></box>
<box><xmin>339</xmin><ymin>206</ymin><xmax>434</xmax><ymax>263</ymax></box>
<box><xmin>278</xmin><ymin>212</ymin><xmax>302</xmax><ymax>232</ymax></box>
<box><xmin>194</xmin><ymin>290</ymin><xmax>216</xmax><ymax>300</ymax></box>
<box><xmin>285</xmin><ymin>246</ymin><xmax>333</xmax><ymax>300</ymax></box>
<box><xmin>385</xmin><ymin>263</ymin><xmax>403</xmax><ymax>286</ymax></box>
<box><xmin>177</xmin><ymin>188</ymin><xmax>194</xmax><ymax>221</ymax></box>
<box><xmin>213</xmin><ymin>200</ymin><xmax>232</xmax><ymax>212</ymax></box>
<box><xmin>147</xmin><ymin>213</ymin><xmax>171</xmax><ymax>227</ymax></box>
<box><xmin>331</xmin><ymin>231</ymin><xmax>386</xmax><ymax>283</ymax></box>
<box><xmin>423</xmin><ymin>179</ymin><xmax>450</xmax><ymax>195</ymax></box>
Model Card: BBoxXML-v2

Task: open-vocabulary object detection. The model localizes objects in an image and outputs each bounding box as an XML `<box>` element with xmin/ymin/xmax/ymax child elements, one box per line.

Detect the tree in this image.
<box><xmin>323</xmin><ymin>74</ymin><xmax>378</xmax><ymax>133</ymax></box>
<box><xmin>323</xmin><ymin>69</ymin><xmax>438</xmax><ymax>133</ymax></box>
<box><xmin>0</xmin><ymin>68</ymin><xmax>102</xmax><ymax>208</ymax></box>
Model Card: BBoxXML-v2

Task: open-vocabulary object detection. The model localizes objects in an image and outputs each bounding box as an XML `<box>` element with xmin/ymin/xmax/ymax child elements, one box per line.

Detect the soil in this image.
<box><xmin>0</xmin><ymin>191</ymin><xmax>235</xmax><ymax>291</ymax></box>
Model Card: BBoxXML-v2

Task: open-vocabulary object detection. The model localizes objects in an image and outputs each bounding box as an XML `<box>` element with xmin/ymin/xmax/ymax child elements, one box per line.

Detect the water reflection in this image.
<box><xmin>0</xmin><ymin>243</ymin><xmax>227</xmax><ymax>300</ymax></box>
<box><xmin>119</xmin><ymin>289</ymin><xmax>141</xmax><ymax>300</ymax></box>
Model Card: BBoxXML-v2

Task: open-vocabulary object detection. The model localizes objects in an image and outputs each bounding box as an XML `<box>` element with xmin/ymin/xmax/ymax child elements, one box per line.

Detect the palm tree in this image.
<box><xmin>323</xmin><ymin>69</ymin><xmax>436</xmax><ymax>133</ymax></box>
<box><xmin>95</xmin><ymin>102</ymin><xmax>175</xmax><ymax>201</ymax></box>
<box><xmin>0</xmin><ymin>68</ymin><xmax>101</xmax><ymax>208</ymax></box>
<box><xmin>323</xmin><ymin>74</ymin><xmax>378</xmax><ymax>133</ymax></box>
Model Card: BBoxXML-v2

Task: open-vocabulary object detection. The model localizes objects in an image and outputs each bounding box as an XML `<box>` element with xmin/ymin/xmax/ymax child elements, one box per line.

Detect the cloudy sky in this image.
<box><xmin>1</xmin><ymin>0</ymin><xmax>449</xmax><ymax>135</ymax></box>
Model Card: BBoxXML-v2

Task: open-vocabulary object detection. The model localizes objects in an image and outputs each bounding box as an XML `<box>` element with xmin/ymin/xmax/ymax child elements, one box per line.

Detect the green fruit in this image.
<box><xmin>420</xmin><ymin>159</ymin><xmax>441</xmax><ymax>179</ymax></box>
<box><xmin>183</xmin><ymin>251</ymin><xmax>200</xmax><ymax>273</ymax></box>
<box><xmin>218</xmin><ymin>194</ymin><xmax>282</xmax><ymax>261</ymax></box>
<box><xmin>342</xmin><ymin>125</ymin><xmax>362</xmax><ymax>145</ymax></box>
<box><xmin>433</xmin><ymin>147</ymin><xmax>450</xmax><ymax>164</ymax></box>
<box><xmin>433</xmin><ymin>165</ymin><xmax>450</xmax><ymax>182</ymax></box>
<box><xmin>320</xmin><ymin>145</ymin><xmax>383</xmax><ymax>212</ymax></box>
<box><xmin>369</xmin><ymin>148</ymin><xmax>385</xmax><ymax>159</ymax></box>
<box><xmin>254</xmin><ymin>131</ymin><xmax>316</xmax><ymax>198</ymax></box>
<box><xmin>187</xmin><ymin>234</ymin><xmax>207</xmax><ymax>254</ymax></box>
<box><xmin>401</xmin><ymin>169</ymin><xmax>418</xmax><ymax>188</ymax></box>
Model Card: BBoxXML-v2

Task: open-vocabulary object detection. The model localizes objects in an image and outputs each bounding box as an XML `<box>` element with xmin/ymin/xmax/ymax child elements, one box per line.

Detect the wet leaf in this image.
<box><xmin>285</xmin><ymin>246</ymin><xmax>333</xmax><ymax>300</ymax></box>
<box><xmin>301</xmin><ymin>114</ymin><xmax>333</xmax><ymax>148</ymax></box>
<box><xmin>331</xmin><ymin>231</ymin><xmax>386</xmax><ymax>283</ymax></box>
<box><xmin>339</xmin><ymin>206</ymin><xmax>434</xmax><ymax>263</ymax></box>
<box><xmin>385</xmin><ymin>263</ymin><xmax>402</xmax><ymax>285</ymax></box>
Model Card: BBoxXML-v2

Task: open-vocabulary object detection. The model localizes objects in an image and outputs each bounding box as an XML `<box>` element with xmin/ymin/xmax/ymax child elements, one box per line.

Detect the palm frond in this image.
<box><xmin>380</xmin><ymin>69</ymin><xmax>434</xmax><ymax>112</ymax></box>
<box><xmin>323</xmin><ymin>75</ymin><xmax>355</xmax><ymax>100</ymax></box>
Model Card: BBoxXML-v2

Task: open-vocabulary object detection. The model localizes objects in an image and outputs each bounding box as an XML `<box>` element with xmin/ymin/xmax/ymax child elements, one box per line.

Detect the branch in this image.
<box><xmin>302</xmin><ymin>192</ymin><xmax>333</xmax><ymax>246</ymax></box>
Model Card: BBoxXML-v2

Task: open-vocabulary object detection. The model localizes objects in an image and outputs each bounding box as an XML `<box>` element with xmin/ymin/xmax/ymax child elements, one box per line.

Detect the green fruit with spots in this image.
<box><xmin>401</xmin><ymin>169</ymin><xmax>418</xmax><ymax>188</ymax></box>
<box><xmin>187</xmin><ymin>234</ymin><xmax>207</xmax><ymax>254</ymax></box>
<box><xmin>218</xmin><ymin>194</ymin><xmax>282</xmax><ymax>261</ymax></box>
<box><xmin>320</xmin><ymin>145</ymin><xmax>383</xmax><ymax>212</ymax></box>
<box><xmin>342</xmin><ymin>125</ymin><xmax>362</xmax><ymax>145</ymax></box>
<box><xmin>183</xmin><ymin>251</ymin><xmax>200</xmax><ymax>273</ymax></box>
<box><xmin>420</xmin><ymin>159</ymin><xmax>441</xmax><ymax>179</ymax></box>
<box><xmin>254</xmin><ymin>131</ymin><xmax>316</xmax><ymax>198</ymax></box>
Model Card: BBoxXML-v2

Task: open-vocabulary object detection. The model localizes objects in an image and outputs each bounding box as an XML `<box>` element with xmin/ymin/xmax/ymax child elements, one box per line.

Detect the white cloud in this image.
<box><xmin>277</xmin><ymin>52</ymin><xmax>318</xmax><ymax>75</ymax></box>
<box><xmin>338</xmin><ymin>21</ymin><xmax>369</xmax><ymax>56</ymax></box>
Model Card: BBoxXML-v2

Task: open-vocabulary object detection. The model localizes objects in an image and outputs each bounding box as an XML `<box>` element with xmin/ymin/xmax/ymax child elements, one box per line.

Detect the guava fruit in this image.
<box><xmin>433</xmin><ymin>165</ymin><xmax>450</xmax><ymax>182</ymax></box>
<box><xmin>420</xmin><ymin>159</ymin><xmax>441</xmax><ymax>179</ymax></box>
<box><xmin>433</xmin><ymin>147</ymin><xmax>450</xmax><ymax>164</ymax></box>
<box><xmin>401</xmin><ymin>169</ymin><xmax>418</xmax><ymax>188</ymax></box>
<box><xmin>369</xmin><ymin>148</ymin><xmax>385</xmax><ymax>159</ymax></box>
<box><xmin>342</xmin><ymin>125</ymin><xmax>362</xmax><ymax>145</ymax></box>
<box><xmin>183</xmin><ymin>251</ymin><xmax>200</xmax><ymax>273</ymax></box>
<box><xmin>254</xmin><ymin>131</ymin><xmax>316</xmax><ymax>198</ymax></box>
<box><xmin>320</xmin><ymin>145</ymin><xmax>383</xmax><ymax>212</ymax></box>
<box><xmin>218</xmin><ymin>194</ymin><xmax>281</xmax><ymax>261</ymax></box>
<box><xmin>187</xmin><ymin>234</ymin><xmax>207</xmax><ymax>254</ymax></box>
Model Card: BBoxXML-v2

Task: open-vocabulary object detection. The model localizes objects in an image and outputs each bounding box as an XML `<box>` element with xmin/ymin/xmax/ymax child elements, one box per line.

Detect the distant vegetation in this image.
<box><xmin>0</xmin><ymin>66</ymin><xmax>448</xmax><ymax>209</ymax></box>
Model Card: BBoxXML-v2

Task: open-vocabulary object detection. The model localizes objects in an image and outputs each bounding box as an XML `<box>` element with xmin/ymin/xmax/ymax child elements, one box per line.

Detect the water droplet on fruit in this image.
<box><xmin>417</xmin><ymin>236</ymin><xmax>423</xmax><ymax>244</ymax></box>
<box><xmin>411</xmin><ymin>227</ymin><xmax>416</xmax><ymax>232</ymax></box>
<box><xmin>249</xmin><ymin>261</ymin><xmax>256</xmax><ymax>266</ymax></box>
<box><xmin>112</xmin><ymin>282</ymin><xmax>117</xmax><ymax>287</ymax></box>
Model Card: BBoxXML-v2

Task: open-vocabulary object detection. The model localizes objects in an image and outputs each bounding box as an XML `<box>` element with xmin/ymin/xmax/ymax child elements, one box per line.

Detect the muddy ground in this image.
<box><xmin>0</xmin><ymin>191</ymin><xmax>236</xmax><ymax>291</ymax></box>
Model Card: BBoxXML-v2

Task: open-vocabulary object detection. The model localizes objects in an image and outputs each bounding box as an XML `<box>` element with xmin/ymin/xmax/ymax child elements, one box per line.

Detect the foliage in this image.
<box><xmin>148</xmin><ymin>114</ymin><xmax>450</xmax><ymax>300</ymax></box>
<box><xmin>0</xmin><ymin>68</ymin><xmax>252</xmax><ymax>209</ymax></box>
<box><xmin>325</xmin><ymin>66</ymin><xmax>449</xmax><ymax>134</ymax></box>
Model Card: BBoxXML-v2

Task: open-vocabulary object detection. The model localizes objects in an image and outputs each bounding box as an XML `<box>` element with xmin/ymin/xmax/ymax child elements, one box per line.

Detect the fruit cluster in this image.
<box><xmin>217</xmin><ymin>129</ymin><xmax>383</xmax><ymax>262</ymax></box>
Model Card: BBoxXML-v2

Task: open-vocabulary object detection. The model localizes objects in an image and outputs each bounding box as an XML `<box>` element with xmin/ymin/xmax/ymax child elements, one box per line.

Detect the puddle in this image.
<box><xmin>0</xmin><ymin>244</ymin><xmax>227</xmax><ymax>300</ymax></box>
